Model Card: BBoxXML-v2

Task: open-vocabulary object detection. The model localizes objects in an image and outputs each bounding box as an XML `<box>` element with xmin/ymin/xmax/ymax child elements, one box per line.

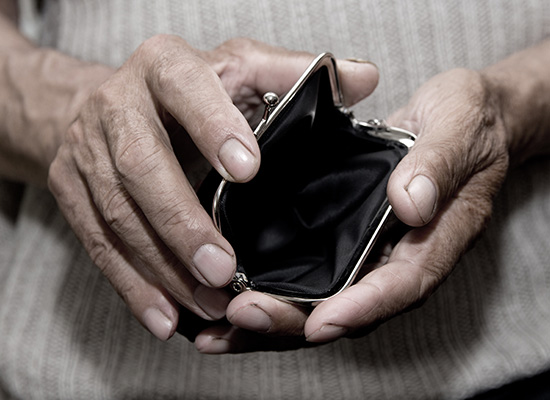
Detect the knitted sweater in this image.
<box><xmin>1</xmin><ymin>1</ymin><xmax>550</xmax><ymax>399</ymax></box>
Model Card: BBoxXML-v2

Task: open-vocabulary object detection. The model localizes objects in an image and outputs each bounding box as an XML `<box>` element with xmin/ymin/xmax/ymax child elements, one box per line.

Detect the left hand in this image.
<box><xmin>194</xmin><ymin>67</ymin><xmax>511</xmax><ymax>353</ymax></box>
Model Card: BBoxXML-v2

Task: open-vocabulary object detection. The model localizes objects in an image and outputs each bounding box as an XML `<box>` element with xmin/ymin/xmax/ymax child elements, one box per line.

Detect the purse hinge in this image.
<box><xmin>230</xmin><ymin>272</ymin><xmax>253</xmax><ymax>293</ymax></box>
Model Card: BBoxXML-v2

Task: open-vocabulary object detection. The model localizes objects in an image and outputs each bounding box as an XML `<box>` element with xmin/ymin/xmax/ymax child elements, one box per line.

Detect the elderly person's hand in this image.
<box><xmin>1</xmin><ymin>5</ymin><xmax>379</xmax><ymax>342</ymax></box>
<box><xmin>195</xmin><ymin>40</ymin><xmax>550</xmax><ymax>353</ymax></box>
<box><xmin>44</xmin><ymin>36</ymin><xmax>379</xmax><ymax>341</ymax></box>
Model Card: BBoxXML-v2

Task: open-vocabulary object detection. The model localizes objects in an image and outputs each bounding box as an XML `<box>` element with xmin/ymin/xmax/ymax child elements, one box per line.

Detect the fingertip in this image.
<box><xmin>195</xmin><ymin>325</ymin><xmax>241</xmax><ymax>354</ymax></box>
<box><xmin>217</xmin><ymin>137</ymin><xmax>260</xmax><ymax>182</ymax></box>
<box><xmin>227</xmin><ymin>302</ymin><xmax>273</xmax><ymax>333</ymax></box>
<box><xmin>304</xmin><ymin>280</ymin><xmax>386</xmax><ymax>341</ymax></box>
<box><xmin>227</xmin><ymin>291</ymin><xmax>309</xmax><ymax>335</ymax></box>
<box><xmin>405</xmin><ymin>174</ymin><xmax>438</xmax><ymax>224</ymax></box>
<box><xmin>191</xmin><ymin>243</ymin><xmax>236</xmax><ymax>288</ymax></box>
<box><xmin>142</xmin><ymin>305</ymin><xmax>178</xmax><ymax>341</ymax></box>
<box><xmin>195</xmin><ymin>333</ymin><xmax>234</xmax><ymax>354</ymax></box>
<box><xmin>338</xmin><ymin>59</ymin><xmax>380</xmax><ymax>106</ymax></box>
<box><xmin>388</xmin><ymin>162</ymin><xmax>438</xmax><ymax>227</ymax></box>
<box><xmin>193</xmin><ymin>284</ymin><xmax>231</xmax><ymax>321</ymax></box>
<box><xmin>390</xmin><ymin>174</ymin><xmax>438</xmax><ymax>227</ymax></box>
<box><xmin>306</xmin><ymin>324</ymin><xmax>348</xmax><ymax>343</ymax></box>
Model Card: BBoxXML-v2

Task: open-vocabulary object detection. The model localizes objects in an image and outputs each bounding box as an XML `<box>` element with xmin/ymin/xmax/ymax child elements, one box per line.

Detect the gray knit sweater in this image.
<box><xmin>1</xmin><ymin>1</ymin><xmax>550</xmax><ymax>399</ymax></box>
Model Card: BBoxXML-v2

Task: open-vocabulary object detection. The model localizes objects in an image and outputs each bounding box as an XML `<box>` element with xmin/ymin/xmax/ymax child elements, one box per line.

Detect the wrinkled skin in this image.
<box><xmin>47</xmin><ymin>36</ymin><xmax>379</xmax><ymax>341</ymax></box>
<box><xmin>195</xmin><ymin>68</ymin><xmax>511</xmax><ymax>352</ymax></box>
<box><xmin>3</xmin><ymin>0</ymin><xmax>549</xmax><ymax>352</ymax></box>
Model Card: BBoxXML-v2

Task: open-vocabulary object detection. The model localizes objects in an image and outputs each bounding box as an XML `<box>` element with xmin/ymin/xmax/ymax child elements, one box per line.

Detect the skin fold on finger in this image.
<box><xmin>225</xmin><ymin>291</ymin><xmax>309</xmax><ymax>336</ymax></box>
<box><xmin>304</xmin><ymin>163</ymin><xmax>502</xmax><ymax>343</ymax></box>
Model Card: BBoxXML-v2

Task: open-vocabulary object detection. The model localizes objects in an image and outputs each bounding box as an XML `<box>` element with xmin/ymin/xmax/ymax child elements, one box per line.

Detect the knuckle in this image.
<box><xmin>48</xmin><ymin>143</ymin><xmax>80</xmax><ymax>202</ymax></box>
<box><xmin>113</xmin><ymin>275</ymin><xmax>137</xmax><ymax>306</ymax></box>
<box><xmin>140</xmin><ymin>34</ymin><xmax>185</xmax><ymax>57</ymax></box>
<box><xmin>90</xmin><ymin>82</ymin><xmax>123</xmax><ymax>118</ymax></box>
<box><xmin>100</xmin><ymin>187</ymin><xmax>139</xmax><ymax>234</ymax></box>
<box><xmin>220</xmin><ymin>37</ymin><xmax>257</xmax><ymax>51</ymax></box>
<box><xmin>85</xmin><ymin>231</ymin><xmax>138</xmax><ymax>306</ymax></box>
<box><xmin>144</xmin><ymin>39</ymin><xmax>204</xmax><ymax>95</ymax></box>
<box><xmin>91</xmin><ymin>84</ymin><xmax>172</xmax><ymax>183</ymax></box>
<box><xmin>88</xmin><ymin>84</ymin><xmax>130</xmax><ymax>137</ymax></box>
<box><xmin>85</xmin><ymin>231</ymin><xmax>119</xmax><ymax>275</ymax></box>
<box><xmin>47</xmin><ymin>152</ymin><xmax>68</xmax><ymax>197</ymax></box>
<box><xmin>154</xmin><ymin>199</ymin><xmax>208</xmax><ymax>242</ymax></box>
<box><xmin>154</xmin><ymin>55</ymin><xmax>204</xmax><ymax>96</ymax></box>
<box><xmin>153</xmin><ymin>56</ymin><xmax>183</xmax><ymax>93</ymax></box>
<box><xmin>89</xmin><ymin>75</ymin><xmax>144</xmax><ymax>134</ymax></box>
<box><xmin>113</xmin><ymin>133</ymin><xmax>165</xmax><ymax>181</ymax></box>
<box><xmin>64</xmin><ymin>119</ymin><xmax>87</xmax><ymax>145</ymax></box>
<box><xmin>136</xmin><ymin>34</ymin><xmax>188</xmax><ymax>73</ymax></box>
<box><xmin>210</xmin><ymin>39</ymin><xmax>253</xmax><ymax>84</ymax></box>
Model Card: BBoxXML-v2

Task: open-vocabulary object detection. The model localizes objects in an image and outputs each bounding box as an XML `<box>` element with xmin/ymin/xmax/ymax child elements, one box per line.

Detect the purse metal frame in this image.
<box><xmin>212</xmin><ymin>53</ymin><xmax>416</xmax><ymax>304</ymax></box>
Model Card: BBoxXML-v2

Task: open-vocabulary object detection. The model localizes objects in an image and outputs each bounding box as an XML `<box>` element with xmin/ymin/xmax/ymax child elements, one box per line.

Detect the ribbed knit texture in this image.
<box><xmin>1</xmin><ymin>0</ymin><xmax>550</xmax><ymax>399</ymax></box>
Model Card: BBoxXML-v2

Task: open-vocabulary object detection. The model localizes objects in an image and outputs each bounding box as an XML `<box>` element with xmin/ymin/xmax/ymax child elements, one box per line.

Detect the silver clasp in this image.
<box><xmin>262</xmin><ymin>92</ymin><xmax>279</xmax><ymax>121</ymax></box>
<box><xmin>362</xmin><ymin>118</ymin><xmax>417</xmax><ymax>148</ymax></box>
<box><xmin>230</xmin><ymin>272</ymin><xmax>252</xmax><ymax>293</ymax></box>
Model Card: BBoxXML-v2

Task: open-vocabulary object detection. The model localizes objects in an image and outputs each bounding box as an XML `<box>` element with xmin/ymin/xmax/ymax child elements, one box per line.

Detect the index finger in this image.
<box><xmin>102</xmin><ymin>35</ymin><xmax>262</xmax><ymax>288</ymax></box>
<box><xmin>138</xmin><ymin>34</ymin><xmax>260</xmax><ymax>183</ymax></box>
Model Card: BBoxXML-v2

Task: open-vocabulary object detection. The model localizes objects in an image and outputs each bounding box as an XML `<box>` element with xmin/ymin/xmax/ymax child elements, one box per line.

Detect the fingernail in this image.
<box><xmin>193</xmin><ymin>284</ymin><xmax>231</xmax><ymax>320</ymax></box>
<box><xmin>406</xmin><ymin>174</ymin><xmax>437</xmax><ymax>224</ymax></box>
<box><xmin>193</xmin><ymin>244</ymin><xmax>235</xmax><ymax>287</ymax></box>
<box><xmin>229</xmin><ymin>304</ymin><xmax>272</xmax><ymax>332</ymax></box>
<box><xmin>306</xmin><ymin>324</ymin><xmax>348</xmax><ymax>343</ymax></box>
<box><xmin>195</xmin><ymin>335</ymin><xmax>234</xmax><ymax>354</ymax></box>
<box><xmin>345</xmin><ymin>58</ymin><xmax>379</xmax><ymax>71</ymax></box>
<box><xmin>142</xmin><ymin>307</ymin><xmax>175</xmax><ymax>341</ymax></box>
<box><xmin>218</xmin><ymin>138</ymin><xmax>257</xmax><ymax>181</ymax></box>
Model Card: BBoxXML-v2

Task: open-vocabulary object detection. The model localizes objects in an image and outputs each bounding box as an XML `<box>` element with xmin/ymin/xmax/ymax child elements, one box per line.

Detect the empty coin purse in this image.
<box><xmin>199</xmin><ymin>53</ymin><xmax>416</xmax><ymax>304</ymax></box>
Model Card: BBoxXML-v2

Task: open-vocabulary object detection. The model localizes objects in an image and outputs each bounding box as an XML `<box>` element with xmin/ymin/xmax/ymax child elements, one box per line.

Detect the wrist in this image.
<box><xmin>0</xmin><ymin>46</ymin><xmax>114</xmax><ymax>184</ymax></box>
<box><xmin>480</xmin><ymin>40</ymin><xmax>550</xmax><ymax>165</ymax></box>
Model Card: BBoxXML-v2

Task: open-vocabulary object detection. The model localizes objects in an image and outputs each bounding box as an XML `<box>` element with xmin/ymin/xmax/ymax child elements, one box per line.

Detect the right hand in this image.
<box><xmin>48</xmin><ymin>36</ymin><xmax>380</xmax><ymax>340</ymax></box>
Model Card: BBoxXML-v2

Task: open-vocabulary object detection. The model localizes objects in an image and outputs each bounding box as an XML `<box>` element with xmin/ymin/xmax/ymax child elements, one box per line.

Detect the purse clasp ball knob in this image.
<box><xmin>262</xmin><ymin>92</ymin><xmax>279</xmax><ymax>120</ymax></box>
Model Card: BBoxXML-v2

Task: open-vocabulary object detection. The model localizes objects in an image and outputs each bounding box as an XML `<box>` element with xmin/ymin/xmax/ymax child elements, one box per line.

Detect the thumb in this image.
<box><xmin>386</xmin><ymin>112</ymin><xmax>482</xmax><ymax>227</ymax></box>
<box><xmin>338</xmin><ymin>58</ymin><xmax>379</xmax><ymax>106</ymax></box>
<box><xmin>385</xmin><ymin>68</ymin><xmax>511</xmax><ymax>227</ymax></box>
<box><xmin>386</xmin><ymin>142</ymin><xmax>441</xmax><ymax>227</ymax></box>
<box><xmin>255</xmin><ymin>55</ymin><xmax>380</xmax><ymax>107</ymax></box>
<box><xmin>388</xmin><ymin>129</ymin><xmax>506</xmax><ymax>228</ymax></box>
<box><xmin>205</xmin><ymin>38</ymin><xmax>379</xmax><ymax>106</ymax></box>
<box><xmin>385</xmin><ymin>107</ymin><xmax>453</xmax><ymax>227</ymax></box>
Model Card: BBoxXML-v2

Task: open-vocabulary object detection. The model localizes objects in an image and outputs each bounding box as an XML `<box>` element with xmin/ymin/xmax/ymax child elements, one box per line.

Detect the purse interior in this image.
<box><xmin>201</xmin><ymin>66</ymin><xmax>407</xmax><ymax>300</ymax></box>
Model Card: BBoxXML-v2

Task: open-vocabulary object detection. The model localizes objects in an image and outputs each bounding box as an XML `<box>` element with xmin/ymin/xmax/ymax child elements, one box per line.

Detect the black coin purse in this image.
<box><xmin>200</xmin><ymin>53</ymin><xmax>415</xmax><ymax>304</ymax></box>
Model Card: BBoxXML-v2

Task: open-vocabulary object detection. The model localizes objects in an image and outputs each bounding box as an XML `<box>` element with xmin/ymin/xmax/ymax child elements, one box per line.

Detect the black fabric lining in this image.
<box><xmin>201</xmin><ymin>66</ymin><xmax>407</xmax><ymax>299</ymax></box>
